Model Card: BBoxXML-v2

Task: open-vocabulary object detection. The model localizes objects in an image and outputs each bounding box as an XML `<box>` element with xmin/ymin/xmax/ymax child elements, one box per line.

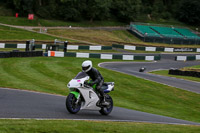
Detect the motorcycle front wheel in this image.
<box><xmin>66</xmin><ymin>93</ymin><xmax>81</xmax><ymax>114</ymax></box>
<box><xmin>99</xmin><ymin>94</ymin><xmax>113</xmax><ymax>115</ymax></box>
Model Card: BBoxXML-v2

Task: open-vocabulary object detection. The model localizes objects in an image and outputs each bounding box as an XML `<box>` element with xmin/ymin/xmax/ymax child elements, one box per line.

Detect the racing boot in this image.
<box><xmin>101</xmin><ymin>95</ymin><xmax>109</xmax><ymax>106</ymax></box>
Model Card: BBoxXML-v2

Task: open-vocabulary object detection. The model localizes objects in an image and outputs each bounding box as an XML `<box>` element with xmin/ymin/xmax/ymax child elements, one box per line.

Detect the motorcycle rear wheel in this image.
<box><xmin>99</xmin><ymin>94</ymin><xmax>113</xmax><ymax>115</ymax></box>
<box><xmin>66</xmin><ymin>93</ymin><xmax>81</xmax><ymax>114</ymax></box>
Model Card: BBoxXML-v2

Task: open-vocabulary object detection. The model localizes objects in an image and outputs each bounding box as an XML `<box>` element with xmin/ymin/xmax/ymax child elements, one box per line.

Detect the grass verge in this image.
<box><xmin>0</xmin><ymin>119</ymin><xmax>199</xmax><ymax>133</ymax></box>
<box><xmin>0</xmin><ymin>57</ymin><xmax>200</xmax><ymax>123</ymax></box>
<box><xmin>0</xmin><ymin>48</ymin><xmax>26</xmax><ymax>52</ymax></box>
<box><xmin>180</xmin><ymin>65</ymin><xmax>200</xmax><ymax>72</ymax></box>
<box><xmin>150</xmin><ymin>65</ymin><xmax>200</xmax><ymax>82</ymax></box>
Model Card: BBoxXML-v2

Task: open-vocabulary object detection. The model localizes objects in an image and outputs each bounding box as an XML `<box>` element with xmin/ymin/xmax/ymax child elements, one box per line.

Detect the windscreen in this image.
<box><xmin>74</xmin><ymin>72</ymin><xmax>88</xmax><ymax>79</ymax></box>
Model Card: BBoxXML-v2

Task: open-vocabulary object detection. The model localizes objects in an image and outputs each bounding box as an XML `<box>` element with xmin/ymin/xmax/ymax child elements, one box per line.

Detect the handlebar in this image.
<box><xmin>84</xmin><ymin>84</ymin><xmax>91</xmax><ymax>88</ymax></box>
<box><xmin>83</xmin><ymin>81</ymin><xmax>91</xmax><ymax>88</ymax></box>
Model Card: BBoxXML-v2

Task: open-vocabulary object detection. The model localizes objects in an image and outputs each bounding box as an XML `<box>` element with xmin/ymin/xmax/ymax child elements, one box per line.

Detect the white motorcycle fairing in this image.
<box><xmin>67</xmin><ymin>76</ymin><xmax>101</xmax><ymax>110</ymax></box>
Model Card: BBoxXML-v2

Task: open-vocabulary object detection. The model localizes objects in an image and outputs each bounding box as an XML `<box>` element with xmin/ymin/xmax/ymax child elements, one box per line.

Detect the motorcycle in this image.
<box><xmin>66</xmin><ymin>72</ymin><xmax>114</xmax><ymax>115</ymax></box>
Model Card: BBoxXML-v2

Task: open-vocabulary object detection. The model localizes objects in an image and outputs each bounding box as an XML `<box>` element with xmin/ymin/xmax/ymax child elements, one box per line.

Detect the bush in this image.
<box><xmin>161</xmin><ymin>12</ymin><xmax>171</xmax><ymax>20</ymax></box>
<box><xmin>0</xmin><ymin>4</ymin><xmax>13</xmax><ymax>16</ymax></box>
<box><xmin>177</xmin><ymin>0</ymin><xmax>200</xmax><ymax>25</ymax></box>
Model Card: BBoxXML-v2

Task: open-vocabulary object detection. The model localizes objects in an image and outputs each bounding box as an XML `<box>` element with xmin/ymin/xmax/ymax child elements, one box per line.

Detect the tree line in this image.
<box><xmin>2</xmin><ymin>0</ymin><xmax>200</xmax><ymax>25</ymax></box>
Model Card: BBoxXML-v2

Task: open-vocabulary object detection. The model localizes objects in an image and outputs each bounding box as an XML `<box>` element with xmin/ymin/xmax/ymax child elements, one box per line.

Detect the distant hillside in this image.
<box><xmin>1</xmin><ymin>0</ymin><xmax>200</xmax><ymax>26</ymax></box>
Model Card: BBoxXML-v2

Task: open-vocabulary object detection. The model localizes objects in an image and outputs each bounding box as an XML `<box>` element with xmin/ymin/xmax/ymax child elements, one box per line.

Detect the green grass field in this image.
<box><xmin>150</xmin><ymin>65</ymin><xmax>200</xmax><ymax>82</ymax></box>
<box><xmin>0</xmin><ymin>57</ymin><xmax>199</xmax><ymax>123</ymax></box>
<box><xmin>1</xmin><ymin>16</ymin><xmax>200</xmax><ymax>48</ymax></box>
<box><xmin>0</xmin><ymin>25</ymin><xmax>57</xmax><ymax>41</ymax></box>
<box><xmin>0</xmin><ymin>15</ymin><xmax>200</xmax><ymax>131</ymax></box>
<box><xmin>46</xmin><ymin>28</ymin><xmax>200</xmax><ymax>48</ymax></box>
<box><xmin>0</xmin><ymin>16</ymin><xmax>126</xmax><ymax>27</ymax></box>
<box><xmin>47</xmin><ymin>29</ymin><xmax>141</xmax><ymax>45</ymax></box>
<box><xmin>0</xmin><ymin>119</ymin><xmax>199</xmax><ymax>133</ymax></box>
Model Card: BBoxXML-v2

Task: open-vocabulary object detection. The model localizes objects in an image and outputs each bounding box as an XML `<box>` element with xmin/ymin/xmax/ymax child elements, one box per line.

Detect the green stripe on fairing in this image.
<box><xmin>92</xmin><ymin>84</ymin><xmax>97</xmax><ymax>89</ymax></box>
<box><xmin>70</xmin><ymin>91</ymin><xmax>80</xmax><ymax>99</ymax></box>
<box><xmin>88</xmin><ymin>80</ymin><xmax>97</xmax><ymax>90</ymax></box>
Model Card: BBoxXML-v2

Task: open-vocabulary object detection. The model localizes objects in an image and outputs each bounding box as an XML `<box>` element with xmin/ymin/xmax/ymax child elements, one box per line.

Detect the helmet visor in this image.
<box><xmin>82</xmin><ymin>65</ymin><xmax>90</xmax><ymax>71</ymax></box>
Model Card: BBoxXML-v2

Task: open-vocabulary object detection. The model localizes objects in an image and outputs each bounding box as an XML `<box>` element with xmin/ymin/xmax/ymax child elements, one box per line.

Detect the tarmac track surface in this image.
<box><xmin>99</xmin><ymin>60</ymin><xmax>200</xmax><ymax>94</ymax></box>
<box><xmin>0</xmin><ymin>88</ymin><xmax>199</xmax><ymax>125</ymax></box>
<box><xmin>0</xmin><ymin>59</ymin><xmax>200</xmax><ymax>125</ymax></box>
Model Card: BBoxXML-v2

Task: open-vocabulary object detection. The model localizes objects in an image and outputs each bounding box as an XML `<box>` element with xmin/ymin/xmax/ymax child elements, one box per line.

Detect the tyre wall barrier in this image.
<box><xmin>0</xmin><ymin>52</ymin><xmax>10</xmax><ymax>58</ymax></box>
<box><xmin>0</xmin><ymin>43</ymin><xmax>112</xmax><ymax>51</ymax></box>
<box><xmin>0</xmin><ymin>51</ymin><xmax>43</xmax><ymax>58</ymax></box>
<box><xmin>169</xmin><ymin>69</ymin><xmax>200</xmax><ymax>78</ymax></box>
<box><xmin>112</xmin><ymin>44</ymin><xmax>200</xmax><ymax>53</ymax></box>
<box><xmin>48</xmin><ymin>51</ymin><xmax>161</xmax><ymax>61</ymax></box>
<box><xmin>175</xmin><ymin>55</ymin><xmax>200</xmax><ymax>61</ymax></box>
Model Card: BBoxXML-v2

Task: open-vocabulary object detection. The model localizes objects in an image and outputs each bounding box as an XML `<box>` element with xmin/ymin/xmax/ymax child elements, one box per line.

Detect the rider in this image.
<box><xmin>82</xmin><ymin>60</ymin><xmax>108</xmax><ymax>105</ymax></box>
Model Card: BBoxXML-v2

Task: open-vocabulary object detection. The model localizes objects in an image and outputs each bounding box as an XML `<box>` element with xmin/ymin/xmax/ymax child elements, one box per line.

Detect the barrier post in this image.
<box><xmin>64</xmin><ymin>41</ymin><xmax>68</xmax><ymax>52</ymax></box>
<box><xmin>30</xmin><ymin>39</ymin><xmax>35</xmax><ymax>51</ymax></box>
<box><xmin>26</xmin><ymin>40</ymin><xmax>30</xmax><ymax>51</ymax></box>
<box><xmin>46</xmin><ymin>45</ymin><xmax>50</xmax><ymax>52</ymax></box>
<box><xmin>54</xmin><ymin>39</ymin><xmax>68</xmax><ymax>52</ymax></box>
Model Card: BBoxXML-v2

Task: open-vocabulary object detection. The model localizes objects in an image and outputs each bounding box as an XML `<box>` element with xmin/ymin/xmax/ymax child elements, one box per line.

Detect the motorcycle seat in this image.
<box><xmin>104</xmin><ymin>82</ymin><xmax>113</xmax><ymax>85</ymax></box>
<box><xmin>100</xmin><ymin>84</ymin><xmax>108</xmax><ymax>90</ymax></box>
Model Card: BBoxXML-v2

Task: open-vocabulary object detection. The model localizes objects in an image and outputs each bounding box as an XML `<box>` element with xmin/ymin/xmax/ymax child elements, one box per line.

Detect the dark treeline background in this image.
<box><xmin>2</xmin><ymin>0</ymin><xmax>200</xmax><ymax>25</ymax></box>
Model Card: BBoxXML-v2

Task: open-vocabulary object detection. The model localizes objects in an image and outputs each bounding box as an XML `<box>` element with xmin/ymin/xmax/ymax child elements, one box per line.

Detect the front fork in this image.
<box><xmin>75</xmin><ymin>94</ymin><xmax>80</xmax><ymax>104</ymax></box>
<box><xmin>70</xmin><ymin>91</ymin><xmax>80</xmax><ymax>104</ymax></box>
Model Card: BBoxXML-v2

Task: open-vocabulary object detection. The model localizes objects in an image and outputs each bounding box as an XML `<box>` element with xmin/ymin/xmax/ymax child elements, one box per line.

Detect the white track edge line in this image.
<box><xmin>0</xmin><ymin>118</ymin><xmax>199</xmax><ymax>126</ymax></box>
<box><xmin>0</xmin><ymin>87</ymin><xmax>66</xmax><ymax>97</ymax></box>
